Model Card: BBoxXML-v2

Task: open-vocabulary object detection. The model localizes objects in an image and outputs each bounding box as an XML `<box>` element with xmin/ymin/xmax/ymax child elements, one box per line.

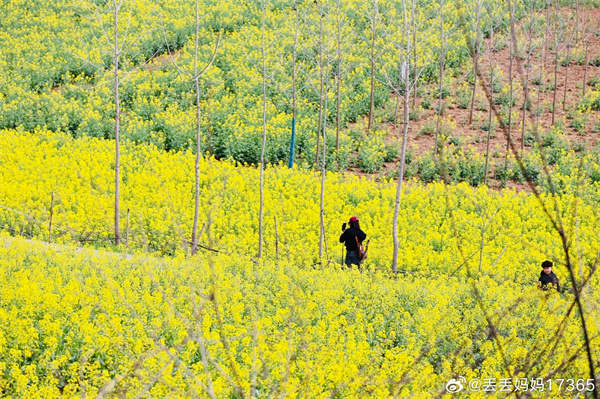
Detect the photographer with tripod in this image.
<box><xmin>339</xmin><ymin>216</ymin><xmax>367</xmax><ymax>270</ymax></box>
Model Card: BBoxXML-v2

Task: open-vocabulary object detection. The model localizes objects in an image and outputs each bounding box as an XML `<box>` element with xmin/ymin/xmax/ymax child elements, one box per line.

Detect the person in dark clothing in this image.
<box><xmin>339</xmin><ymin>216</ymin><xmax>367</xmax><ymax>269</ymax></box>
<box><xmin>538</xmin><ymin>260</ymin><xmax>560</xmax><ymax>292</ymax></box>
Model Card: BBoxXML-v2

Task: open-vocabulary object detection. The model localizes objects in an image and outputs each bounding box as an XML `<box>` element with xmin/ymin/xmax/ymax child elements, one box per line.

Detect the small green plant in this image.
<box><xmin>569</xmin><ymin>113</ymin><xmax>587</xmax><ymax>135</ymax></box>
<box><xmin>592</xmin><ymin>117</ymin><xmax>600</xmax><ymax>133</ymax></box>
<box><xmin>520</xmin><ymin>97</ymin><xmax>532</xmax><ymax>111</ymax></box>
<box><xmin>509</xmin><ymin>155</ymin><xmax>541</xmax><ymax>183</ymax></box>
<box><xmin>523</xmin><ymin>131</ymin><xmax>535</xmax><ymax>147</ymax></box>
<box><xmin>480</xmin><ymin>120</ymin><xmax>496</xmax><ymax>132</ymax></box>
<box><xmin>409</xmin><ymin>106</ymin><xmax>423</xmax><ymax>121</ymax></box>
<box><xmin>589</xmin><ymin>55</ymin><xmax>600</xmax><ymax>67</ymax></box>
<box><xmin>560</xmin><ymin>55</ymin><xmax>573</xmax><ymax>67</ymax></box>
<box><xmin>495</xmin><ymin>90</ymin><xmax>516</xmax><ymax>107</ymax></box>
<box><xmin>418</xmin><ymin>122</ymin><xmax>435</xmax><ymax>137</ymax></box>
<box><xmin>495</xmin><ymin>163</ymin><xmax>511</xmax><ymax>183</ymax></box>
<box><xmin>573</xmin><ymin>142</ymin><xmax>586</xmax><ymax>152</ymax></box>
<box><xmin>421</xmin><ymin>97</ymin><xmax>432</xmax><ymax>110</ymax></box>
<box><xmin>455</xmin><ymin>84</ymin><xmax>471</xmax><ymax>109</ymax></box>
<box><xmin>417</xmin><ymin>155</ymin><xmax>440</xmax><ymax>183</ymax></box>
<box><xmin>448</xmin><ymin>136</ymin><xmax>461</xmax><ymax>146</ymax></box>
<box><xmin>384</xmin><ymin>139</ymin><xmax>400</xmax><ymax>162</ymax></box>
<box><xmin>434</xmin><ymin>101</ymin><xmax>447</xmax><ymax>116</ymax></box>
<box><xmin>588</xmin><ymin>75</ymin><xmax>600</xmax><ymax>88</ymax></box>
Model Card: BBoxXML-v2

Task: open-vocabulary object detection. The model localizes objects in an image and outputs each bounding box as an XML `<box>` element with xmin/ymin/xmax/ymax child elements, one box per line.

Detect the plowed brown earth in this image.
<box><xmin>349</xmin><ymin>7</ymin><xmax>600</xmax><ymax>192</ymax></box>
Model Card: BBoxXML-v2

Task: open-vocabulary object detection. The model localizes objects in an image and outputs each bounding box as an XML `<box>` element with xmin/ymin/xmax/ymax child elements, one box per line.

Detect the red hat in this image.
<box><xmin>349</xmin><ymin>216</ymin><xmax>359</xmax><ymax>223</ymax></box>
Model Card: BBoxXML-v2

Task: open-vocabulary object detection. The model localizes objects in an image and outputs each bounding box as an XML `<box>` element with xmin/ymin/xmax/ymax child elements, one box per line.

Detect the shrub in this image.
<box><xmin>417</xmin><ymin>155</ymin><xmax>440</xmax><ymax>183</ymax></box>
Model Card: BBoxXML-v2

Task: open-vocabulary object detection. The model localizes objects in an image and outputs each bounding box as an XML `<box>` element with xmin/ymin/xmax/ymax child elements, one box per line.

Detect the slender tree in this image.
<box><xmin>434</xmin><ymin>0</ymin><xmax>445</xmax><ymax>154</ymax></box>
<box><xmin>334</xmin><ymin>0</ymin><xmax>350</xmax><ymax>157</ymax></box>
<box><xmin>411</xmin><ymin>6</ymin><xmax>418</xmax><ymax>109</ymax></box>
<box><xmin>258</xmin><ymin>0</ymin><xmax>270</xmax><ymax>259</ymax></box>
<box><xmin>521</xmin><ymin>0</ymin><xmax>535</xmax><ymax>151</ymax></box>
<box><xmin>562</xmin><ymin>3</ymin><xmax>579</xmax><ymax>111</ymax></box>
<box><xmin>112</xmin><ymin>1</ymin><xmax>122</xmax><ymax>245</ymax></box>
<box><xmin>551</xmin><ymin>2</ymin><xmax>561</xmax><ymax>126</ymax></box>
<box><xmin>77</xmin><ymin>0</ymin><xmax>157</xmax><ymax>246</ymax></box>
<box><xmin>388</xmin><ymin>0</ymin><xmax>435</xmax><ymax>273</ymax></box>
<box><xmin>315</xmin><ymin>2</ymin><xmax>325</xmax><ymax>168</ymax></box>
<box><xmin>484</xmin><ymin>16</ymin><xmax>496</xmax><ymax>186</ymax></box>
<box><xmin>318</xmin><ymin>0</ymin><xmax>332</xmax><ymax>261</ymax></box>
<box><xmin>191</xmin><ymin>5</ymin><xmax>220</xmax><ymax>255</ymax></box>
<box><xmin>289</xmin><ymin>0</ymin><xmax>300</xmax><ymax>168</ymax></box>
<box><xmin>581</xmin><ymin>11</ymin><xmax>590</xmax><ymax>97</ymax></box>
<box><xmin>468</xmin><ymin>0</ymin><xmax>484</xmax><ymax>125</ymax></box>
<box><xmin>505</xmin><ymin>0</ymin><xmax>516</xmax><ymax>165</ymax></box>
<box><xmin>534</xmin><ymin>0</ymin><xmax>552</xmax><ymax>139</ymax></box>
<box><xmin>367</xmin><ymin>0</ymin><xmax>378</xmax><ymax>132</ymax></box>
<box><xmin>162</xmin><ymin>2</ymin><xmax>220</xmax><ymax>255</ymax></box>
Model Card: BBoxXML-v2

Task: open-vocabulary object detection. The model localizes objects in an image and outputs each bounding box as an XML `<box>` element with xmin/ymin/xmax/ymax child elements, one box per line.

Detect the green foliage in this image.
<box><xmin>454</xmin><ymin>84</ymin><xmax>472</xmax><ymax>109</ymax></box>
<box><xmin>384</xmin><ymin>139</ymin><xmax>401</xmax><ymax>162</ymax></box>
<box><xmin>358</xmin><ymin>130</ymin><xmax>386</xmax><ymax>173</ymax></box>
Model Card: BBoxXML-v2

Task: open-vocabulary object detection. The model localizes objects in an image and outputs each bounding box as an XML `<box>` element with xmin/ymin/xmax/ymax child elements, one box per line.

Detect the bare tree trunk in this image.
<box><xmin>126</xmin><ymin>208</ymin><xmax>130</xmax><ymax>249</ymax></box>
<box><xmin>505</xmin><ymin>0</ymin><xmax>515</xmax><ymax>165</ymax></box>
<box><xmin>48</xmin><ymin>191</ymin><xmax>54</xmax><ymax>244</ymax></box>
<box><xmin>534</xmin><ymin>0</ymin><xmax>552</xmax><ymax>139</ymax></box>
<box><xmin>521</xmin><ymin>0</ymin><xmax>534</xmax><ymax>151</ymax></box>
<box><xmin>468</xmin><ymin>0</ymin><xmax>482</xmax><ymax>125</ymax></box>
<box><xmin>552</xmin><ymin>36</ymin><xmax>559</xmax><ymax>126</ymax></box>
<box><xmin>335</xmin><ymin>0</ymin><xmax>342</xmax><ymax>155</ymax></box>
<box><xmin>392</xmin><ymin>1</ymin><xmax>414</xmax><ymax>273</ymax></box>
<box><xmin>434</xmin><ymin>0</ymin><xmax>445</xmax><ymax>154</ymax></box>
<box><xmin>563</xmin><ymin>4</ymin><xmax>578</xmax><ymax>111</ymax></box>
<box><xmin>191</xmin><ymin>0</ymin><xmax>201</xmax><ymax>255</ymax></box>
<box><xmin>315</xmin><ymin>8</ymin><xmax>324</xmax><ymax>168</ymax></box>
<box><xmin>319</xmin><ymin>3</ymin><xmax>330</xmax><ymax>261</ymax></box>
<box><xmin>258</xmin><ymin>1</ymin><xmax>269</xmax><ymax>259</ymax></box>
<box><xmin>392</xmin><ymin>61</ymin><xmax>410</xmax><ymax>274</ymax></box>
<box><xmin>367</xmin><ymin>0</ymin><xmax>378</xmax><ymax>132</ymax></box>
<box><xmin>563</xmin><ymin>40</ymin><xmax>571</xmax><ymax>111</ymax></box>
<box><xmin>113</xmin><ymin>0</ymin><xmax>121</xmax><ymax>247</ymax></box>
<box><xmin>274</xmin><ymin>216</ymin><xmax>279</xmax><ymax>262</ymax></box>
<box><xmin>484</xmin><ymin>20</ymin><xmax>495</xmax><ymax>186</ymax></box>
<box><xmin>411</xmin><ymin>16</ymin><xmax>418</xmax><ymax>109</ymax></box>
<box><xmin>551</xmin><ymin>4</ymin><xmax>559</xmax><ymax>126</ymax></box>
<box><xmin>289</xmin><ymin>0</ymin><xmax>299</xmax><ymax>169</ymax></box>
<box><xmin>583</xmin><ymin>37</ymin><xmax>589</xmax><ymax>97</ymax></box>
<box><xmin>189</xmin><ymin>0</ymin><xmax>220</xmax><ymax>255</ymax></box>
<box><xmin>581</xmin><ymin>0</ymin><xmax>590</xmax><ymax>97</ymax></box>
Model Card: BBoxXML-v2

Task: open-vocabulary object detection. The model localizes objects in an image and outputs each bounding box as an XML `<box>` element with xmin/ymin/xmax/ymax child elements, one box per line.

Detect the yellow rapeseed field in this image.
<box><xmin>0</xmin><ymin>128</ymin><xmax>599</xmax><ymax>397</ymax></box>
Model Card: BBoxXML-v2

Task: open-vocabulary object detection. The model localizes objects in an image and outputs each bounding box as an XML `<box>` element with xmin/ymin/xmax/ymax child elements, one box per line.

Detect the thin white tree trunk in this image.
<box><xmin>367</xmin><ymin>0</ymin><xmax>377</xmax><ymax>132</ymax></box>
<box><xmin>392</xmin><ymin>1</ymin><xmax>414</xmax><ymax>273</ymax></box>
<box><xmin>484</xmin><ymin>21</ymin><xmax>494</xmax><ymax>186</ymax></box>
<box><xmin>319</xmin><ymin>3</ymin><xmax>330</xmax><ymax>260</ymax></box>
<box><xmin>258</xmin><ymin>1</ymin><xmax>268</xmax><ymax>259</ymax></box>
<box><xmin>434</xmin><ymin>0</ymin><xmax>445</xmax><ymax>154</ymax></box>
<box><xmin>468</xmin><ymin>0</ymin><xmax>482</xmax><ymax>125</ymax></box>
<box><xmin>191</xmin><ymin>0</ymin><xmax>201</xmax><ymax>255</ymax></box>
<box><xmin>521</xmin><ymin>0</ymin><xmax>535</xmax><ymax>149</ymax></box>
<box><xmin>534</xmin><ymin>0</ymin><xmax>551</xmax><ymax>139</ymax></box>
<box><xmin>505</xmin><ymin>0</ymin><xmax>515</xmax><ymax>165</ymax></box>
<box><xmin>113</xmin><ymin>0</ymin><xmax>121</xmax><ymax>246</ymax></box>
<box><xmin>335</xmin><ymin>0</ymin><xmax>342</xmax><ymax>156</ymax></box>
<box><xmin>315</xmin><ymin>8</ymin><xmax>324</xmax><ymax>168</ymax></box>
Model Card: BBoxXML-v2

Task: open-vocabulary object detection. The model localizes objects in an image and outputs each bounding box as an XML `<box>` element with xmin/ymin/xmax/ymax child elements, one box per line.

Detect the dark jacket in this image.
<box><xmin>339</xmin><ymin>227</ymin><xmax>366</xmax><ymax>251</ymax></box>
<box><xmin>539</xmin><ymin>271</ymin><xmax>560</xmax><ymax>293</ymax></box>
